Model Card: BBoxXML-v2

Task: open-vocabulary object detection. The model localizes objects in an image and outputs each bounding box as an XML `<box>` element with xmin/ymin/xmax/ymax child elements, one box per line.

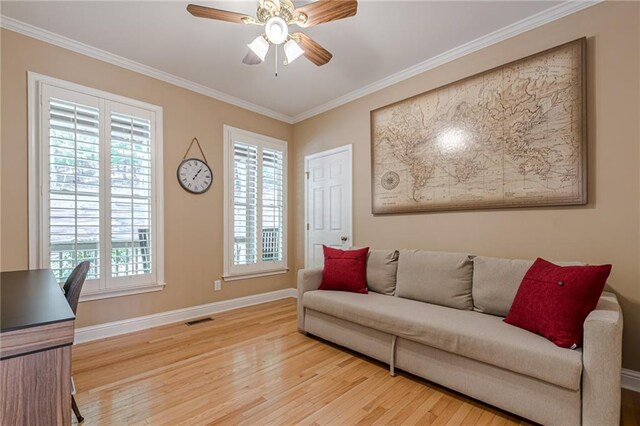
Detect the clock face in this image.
<box><xmin>177</xmin><ymin>158</ymin><xmax>212</xmax><ymax>194</ymax></box>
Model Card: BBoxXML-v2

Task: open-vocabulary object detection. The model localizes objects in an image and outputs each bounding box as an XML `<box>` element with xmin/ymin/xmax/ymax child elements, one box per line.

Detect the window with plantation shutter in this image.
<box><xmin>47</xmin><ymin>95</ymin><xmax>102</xmax><ymax>287</ymax></box>
<box><xmin>109</xmin><ymin>110</ymin><xmax>154</xmax><ymax>282</ymax></box>
<box><xmin>224</xmin><ymin>126</ymin><xmax>287</xmax><ymax>279</ymax></box>
<box><xmin>261</xmin><ymin>148</ymin><xmax>285</xmax><ymax>262</ymax></box>
<box><xmin>233</xmin><ymin>142</ymin><xmax>258</xmax><ymax>266</ymax></box>
<box><xmin>29</xmin><ymin>74</ymin><xmax>164</xmax><ymax>301</ymax></box>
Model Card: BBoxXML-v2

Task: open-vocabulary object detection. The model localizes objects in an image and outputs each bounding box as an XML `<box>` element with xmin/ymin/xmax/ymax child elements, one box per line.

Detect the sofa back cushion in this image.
<box><xmin>366</xmin><ymin>249</ymin><xmax>399</xmax><ymax>295</ymax></box>
<box><xmin>472</xmin><ymin>256</ymin><xmax>534</xmax><ymax>317</ymax></box>
<box><xmin>473</xmin><ymin>256</ymin><xmax>587</xmax><ymax>317</ymax></box>
<box><xmin>395</xmin><ymin>250</ymin><xmax>474</xmax><ymax>310</ymax></box>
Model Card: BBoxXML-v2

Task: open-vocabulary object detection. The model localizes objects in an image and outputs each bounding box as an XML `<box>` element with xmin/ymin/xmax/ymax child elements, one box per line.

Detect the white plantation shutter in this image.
<box><xmin>109</xmin><ymin>108</ymin><xmax>154</xmax><ymax>280</ymax></box>
<box><xmin>261</xmin><ymin>148</ymin><xmax>284</xmax><ymax>262</ymax></box>
<box><xmin>46</xmin><ymin>93</ymin><xmax>101</xmax><ymax>284</ymax></box>
<box><xmin>233</xmin><ymin>142</ymin><xmax>258</xmax><ymax>265</ymax></box>
<box><xmin>225</xmin><ymin>126</ymin><xmax>287</xmax><ymax>277</ymax></box>
<box><xmin>32</xmin><ymin>77</ymin><xmax>163</xmax><ymax>300</ymax></box>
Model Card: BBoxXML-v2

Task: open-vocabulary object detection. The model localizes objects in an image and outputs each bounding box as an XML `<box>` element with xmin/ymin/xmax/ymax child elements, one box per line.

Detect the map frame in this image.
<box><xmin>370</xmin><ymin>38</ymin><xmax>587</xmax><ymax>215</ymax></box>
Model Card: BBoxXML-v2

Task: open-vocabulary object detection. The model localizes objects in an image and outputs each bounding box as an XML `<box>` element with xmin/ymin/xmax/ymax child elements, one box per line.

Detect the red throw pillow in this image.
<box><xmin>504</xmin><ymin>258</ymin><xmax>611</xmax><ymax>348</ymax></box>
<box><xmin>320</xmin><ymin>246</ymin><xmax>369</xmax><ymax>294</ymax></box>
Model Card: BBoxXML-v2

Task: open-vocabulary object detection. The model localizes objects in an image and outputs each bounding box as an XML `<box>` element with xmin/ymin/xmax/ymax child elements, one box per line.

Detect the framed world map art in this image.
<box><xmin>370</xmin><ymin>38</ymin><xmax>586</xmax><ymax>214</ymax></box>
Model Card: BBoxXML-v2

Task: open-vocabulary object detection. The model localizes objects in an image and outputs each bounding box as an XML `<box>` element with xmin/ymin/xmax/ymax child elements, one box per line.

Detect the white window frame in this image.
<box><xmin>28</xmin><ymin>72</ymin><xmax>165</xmax><ymax>301</ymax></box>
<box><xmin>223</xmin><ymin>125</ymin><xmax>288</xmax><ymax>281</ymax></box>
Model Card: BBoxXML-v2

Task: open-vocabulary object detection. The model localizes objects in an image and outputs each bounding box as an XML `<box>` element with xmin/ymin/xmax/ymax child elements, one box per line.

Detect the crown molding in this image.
<box><xmin>1</xmin><ymin>1</ymin><xmax>601</xmax><ymax>125</ymax></box>
<box><xmin>291</xmin><ymin>0</ymin><xmax>603</xmax><ymax>123</ymax></box>
<box><xmin>0</xmin><ymin>15</ymin><xmax>295</xmax><ymax>124</ymax></box>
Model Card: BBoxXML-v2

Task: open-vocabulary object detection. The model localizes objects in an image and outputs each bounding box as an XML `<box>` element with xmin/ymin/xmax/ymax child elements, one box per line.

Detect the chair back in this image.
<box><xmin>63</xmin><ymin>261</ymin><xmax>90</xmax><ymax>314</ymax></box>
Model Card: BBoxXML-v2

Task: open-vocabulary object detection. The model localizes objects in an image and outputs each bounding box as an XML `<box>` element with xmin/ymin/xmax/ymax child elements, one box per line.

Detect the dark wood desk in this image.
<box><xmin>0</xmin><ymin>269</ymin><xmax>75</xmax><ymax>425</ymax></box>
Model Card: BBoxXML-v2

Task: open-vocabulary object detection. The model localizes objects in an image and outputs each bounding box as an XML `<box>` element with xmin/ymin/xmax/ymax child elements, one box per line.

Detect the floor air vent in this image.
<box><xmin>185</xmin><ymin>317</ymin><xmax>213</xmax><ymax>326</ymax></box>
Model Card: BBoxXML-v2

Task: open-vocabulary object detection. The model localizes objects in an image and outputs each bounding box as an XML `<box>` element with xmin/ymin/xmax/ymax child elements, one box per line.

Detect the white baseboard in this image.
<box><xmin>622</xmin><ymin>368</ymin><xmax>640</xmax><ymax>392</ymax></box>
<box><xmin>75</xmin><ymin>288</ymin><xmax>297</xmax><ymax>344</ymax></box>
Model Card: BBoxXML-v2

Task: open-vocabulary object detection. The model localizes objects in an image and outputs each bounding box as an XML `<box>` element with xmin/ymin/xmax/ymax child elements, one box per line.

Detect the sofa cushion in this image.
<box><xmin>303</xmin><ymin>290</ymin><xmax>583</xmax><ymax>390</ymax></box>
<box><xmin>395</xmin><ymin>250</ymin><xmax>473</xmax><ymax>310</ymax></box>
<box><xmin>473</xmin><ymin>256</ymin><xmax>587</xmax><ymax>317</ymax></box>
<box><xmin>473</xmin><ymin>256</ymin><xmax>534</xmax><ymax>317</ymax></box>
<box><xmin>367</xmin><ymin>249</ymin><xmax>399</xmax><ymax>295</ymax></box>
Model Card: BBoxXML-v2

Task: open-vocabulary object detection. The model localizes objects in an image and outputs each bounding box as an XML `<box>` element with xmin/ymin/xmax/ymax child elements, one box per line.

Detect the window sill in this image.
<box><xmin>79</xmin><ymin>282</ymin><xmax>165</xmax><ymax>302</ymax></box>
<box><xmin>223</xmin><ymin>269</ymin><xmax>289</xmax><ymax>282</ymax></box>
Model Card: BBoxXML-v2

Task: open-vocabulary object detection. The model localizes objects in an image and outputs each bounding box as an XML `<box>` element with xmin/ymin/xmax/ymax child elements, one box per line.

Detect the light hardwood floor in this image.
<box><xmin>73</xmin><ymin>298</ymin><xmax>640</xmax><ymax>425</ymax></box>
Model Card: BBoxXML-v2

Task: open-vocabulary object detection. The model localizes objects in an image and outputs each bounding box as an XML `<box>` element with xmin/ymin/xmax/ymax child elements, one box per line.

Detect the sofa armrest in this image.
<box><xmin>297</xmin><ymin>268</ymin><xmax>323</xmax><ymax>331</ymax></box>
<box><xmin>582</xmin><ymin>291</ymin><xmax>623</xmax><ymax>426</ymax></box>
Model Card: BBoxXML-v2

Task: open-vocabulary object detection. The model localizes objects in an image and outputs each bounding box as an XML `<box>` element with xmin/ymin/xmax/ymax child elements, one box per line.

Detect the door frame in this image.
<box><xmin>304</xmin><ymin>144</ymin><xmax>353</xmax><ymax>269</ymax></box>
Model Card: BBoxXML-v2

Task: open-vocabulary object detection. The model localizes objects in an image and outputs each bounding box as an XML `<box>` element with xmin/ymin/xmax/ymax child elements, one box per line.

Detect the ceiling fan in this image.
<box><xmin>187</xmin><ymin>0</ymin><xmax>358</xmax><ymax>69</ymax></box>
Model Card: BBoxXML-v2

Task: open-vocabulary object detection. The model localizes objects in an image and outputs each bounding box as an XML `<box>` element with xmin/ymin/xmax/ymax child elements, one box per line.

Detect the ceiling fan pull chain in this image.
<box><xmin>275</xmin><ymin>46</ymin><xmax>278</xmax><ymax>77</ymax></box>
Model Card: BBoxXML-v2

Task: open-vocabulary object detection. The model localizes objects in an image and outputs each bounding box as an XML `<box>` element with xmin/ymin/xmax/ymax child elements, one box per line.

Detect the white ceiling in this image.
<box><xmin>2</xmin><ymin>1</ymin><xmax>573</xmax><ymax>121</ymax></box>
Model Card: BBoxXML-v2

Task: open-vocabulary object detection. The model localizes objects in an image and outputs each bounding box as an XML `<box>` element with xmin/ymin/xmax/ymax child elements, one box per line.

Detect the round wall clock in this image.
<box><xmin>177</xmin><ymin>158</ymin><xmax>212</xmax><ymax>194</ymax></box>
<box><xmin>177</xmin><ymin>138</ymin><xmax>212</xmax><ymax>194</ymax></box>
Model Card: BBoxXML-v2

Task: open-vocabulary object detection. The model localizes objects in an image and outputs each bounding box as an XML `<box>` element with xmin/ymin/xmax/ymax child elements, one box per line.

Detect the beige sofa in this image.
<box><xmin>297</xmin><ymin>250</ymin><xmax>623</xmax><ymax>426</ymax></box>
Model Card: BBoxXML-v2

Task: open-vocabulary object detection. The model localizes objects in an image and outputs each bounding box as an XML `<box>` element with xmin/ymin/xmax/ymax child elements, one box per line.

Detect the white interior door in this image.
<box><xmin>305</xmin><ymin>145</ymin><xmax>352</xmax><ymax>268</ymax></box>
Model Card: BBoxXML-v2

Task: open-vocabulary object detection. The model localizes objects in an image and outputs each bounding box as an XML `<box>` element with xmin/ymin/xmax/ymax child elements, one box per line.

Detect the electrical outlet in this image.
<box><xmin>214</xmin><ymin>280</ymin><xmax>222</xmax><ymax>291</ymax></box>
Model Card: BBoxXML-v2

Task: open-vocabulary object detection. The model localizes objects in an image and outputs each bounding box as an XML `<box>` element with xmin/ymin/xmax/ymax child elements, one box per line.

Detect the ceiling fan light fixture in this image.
<box><xmin>265</xmin><ymin>16</ymin><xmax>288</xmax><ymax>44</ymax></box>
<box><xmin>284</xmin><ymin>39</ymin><xmax>304</xmax><ymax>64</ymax></box>
<box><xmin>187</xmin><ymin>0</ymin><xmax>357</xmax><ymax>68</ymax></box>
<box><xmin>248</xmin><ymin>35</ymin><xmax>270</xmax><ymax>61</ymax></box>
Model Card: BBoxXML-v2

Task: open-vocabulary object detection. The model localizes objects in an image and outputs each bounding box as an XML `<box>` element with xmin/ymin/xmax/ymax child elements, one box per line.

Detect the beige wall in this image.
<box><xmin>1</xmin><ymin>29</ymin><xmax>295</xmax><ymax>327</ymax></box>
<box><xmin>293</xmin><ymin>1</ymin><xmax>640</xmax><ymax>370</ymax></box>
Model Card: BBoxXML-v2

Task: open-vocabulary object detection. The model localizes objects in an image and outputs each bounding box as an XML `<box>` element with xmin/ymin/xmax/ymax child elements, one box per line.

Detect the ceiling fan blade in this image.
<box><xmin>187</xmin><ymin>4</ymin><xmax>254</xmax><ymax>24</ymax></box>
<box><xmin>292</xmin><ymin>32</ymin><xmax>333</xmax><ymax>66</ymax></box>
<box><xmin>242</xmin><ymin>49</ymin><xmax>263</xmax><ymax>65</ymax></box>
<box><xmin>294</xmin><ymin>0</ymin><xmax>357</xmax><ymax>27</ymax></box>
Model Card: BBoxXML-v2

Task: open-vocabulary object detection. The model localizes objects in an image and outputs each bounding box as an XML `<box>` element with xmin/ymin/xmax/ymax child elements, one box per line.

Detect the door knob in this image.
<box><xmin>341</xmin><ymin>236</ymin><xmax>348</xmax><ymax>242</ymax></box>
